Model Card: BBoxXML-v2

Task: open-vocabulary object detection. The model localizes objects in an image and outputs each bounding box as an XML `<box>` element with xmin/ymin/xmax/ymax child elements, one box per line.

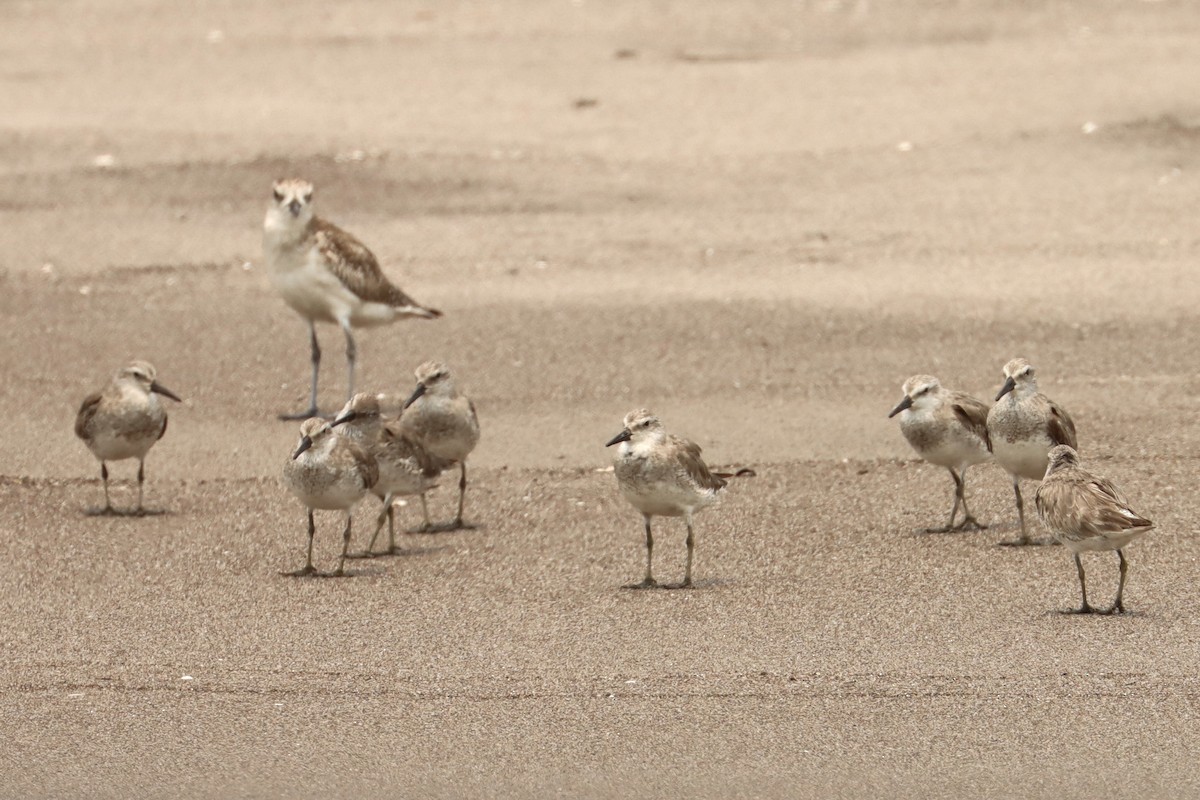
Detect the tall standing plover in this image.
<box><xmin>331</xmin><ymin>393</ymin><xmax>441</xmax><ymax>556</ymax></box>
<box><xmin>888</xmin><ymin>375</ymin><xmax>992</xmax><ymax>532</ymax></box>
<box><xmin>399</xmin><ymin>361</ymin><xmax>480</xmax><ymax>531</ymax></box>
<box><xmin>987</xmin><ymin>358</ymin><xmax>1078</xmax><ymax>546</ymax></box>
<box><xmin>263</xmin><ymin>178</ymin><xmax>442</xmax><ymax>420</ymax></box>
<box><xmin>606</xmin><ymin>409</ymin><xmax>727</xmax><ymax>589</ymax></box>
<box><xmin>74</xmin><ymin>360</ymin><xmax>182</xmax><ymax>515</ymax></box>
<box><xmin>281</xmin><ymin>417</ymin><xmax>378</xmax><ymax>577</ymax></box>
<box><xmin>1035</xmin><ymin>445</ymin><xmax>1153</xmax><ymax>614</ymax></box>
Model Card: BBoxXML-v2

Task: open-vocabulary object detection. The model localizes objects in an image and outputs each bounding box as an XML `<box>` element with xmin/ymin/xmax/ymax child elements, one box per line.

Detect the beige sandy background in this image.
<box><xmin>4</xmin><ymin>1</ymin><xmax>1200</xmax><ymax>797</ymax></box>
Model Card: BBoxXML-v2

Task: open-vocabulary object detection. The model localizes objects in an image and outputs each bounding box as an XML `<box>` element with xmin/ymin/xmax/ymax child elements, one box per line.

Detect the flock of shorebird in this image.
<box><xmin>72</xmin><ymin>178</ymin><xmax>1153</xmax><ymax>612</ymax></box>
<box><xmin>888</xmin><ymin>363</ymin><xmax>1153</xmax><ymax>614</ymax></box>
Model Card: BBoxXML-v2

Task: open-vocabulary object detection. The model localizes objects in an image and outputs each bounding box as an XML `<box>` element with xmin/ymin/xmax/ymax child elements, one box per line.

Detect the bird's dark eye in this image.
<box><xmin>273</xmin><ymin>189</ymin><xmax>284</xmax><ymax>202</ymax></box>
<box><xmin>302</xmin><ymin>192</ymin><xmax>313</xmax><ymax>203</ymax></box>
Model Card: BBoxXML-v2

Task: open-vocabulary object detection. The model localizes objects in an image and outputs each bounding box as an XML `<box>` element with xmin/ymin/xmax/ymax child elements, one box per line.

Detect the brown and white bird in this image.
<box><xmin>398</xmin><ymin>361</ymin><xmax>480</xmax><ymax>531</ymax></box>
<box><xmin>1035</xmin><ymin>445</ymin><xmax>1153</xmax><ymax>614</ymax></box>
<box><xmin>606</xmin><ymin>409</ymin><xmax>727</xmax><ymax>589</ymax></box>
<box><xmin>263</xmin><ymin>178</ymin><xmax>442</xmax><ymax>420</ymax></box>
<box><xmin>331</xmin><ymin>393</ymin><xmax>441</xmax><ymax>556</ymax></box>
<box><xmin>281</xmin><ymin>417</ymin><xmax>378</xmax><ymax>577</ymax></box>
<box><xmin>888</xmin><ymin>375</ymin><xmax>992</xmax><ymax>532</ymax></box>
<box><xmin>74</xmin><ymin>360</ymin><xmax>182</xmax><ymax>515</ymax></box>
<box><xmin>987</xmin><ymin>358</ymin><xmax>1078</xmax><ymax>546</ymax></box>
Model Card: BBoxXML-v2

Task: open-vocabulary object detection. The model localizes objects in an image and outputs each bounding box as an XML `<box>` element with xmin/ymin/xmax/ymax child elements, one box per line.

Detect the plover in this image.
<box><xmin>987</xmin><ymin>358</ymin><xmax>1078</xmax><ymax>546</ymax></box>
<box><xmin>281</xmin><ymin>417</ymin><xmax>378</xmax><ymax>577</ymax></box>
<box><xmin>331</xmin><ymin>393</ymin><xmax>441</xmax><ymax>556</ymax></box>
<box><xmin>1035</xmin><ymin>445</ymin><xmax>1153</xmax><ymax>614</ymax></box>
<box><xmin>74</xmin><ymin>360</ymin><xmax>182</xmax><ymax>515</ymax></box>
<box><xmin>263</xmin><ymin>178</ymin><xmax>442</xmax><ymax>420</ymax></box>
<box><xmin>398</xmin><ymin>361</ymin><xmax>480</xmax><ymax>530</ymax></box>
<box><xmin>888</xmin><ymin>375</ymin><xmax>992</xmax><ymax>532</ymax></box>
<box><xmin>606</xmin><ymin>409</ymin><xmax>727</xmax><ymax>589</ymax></box>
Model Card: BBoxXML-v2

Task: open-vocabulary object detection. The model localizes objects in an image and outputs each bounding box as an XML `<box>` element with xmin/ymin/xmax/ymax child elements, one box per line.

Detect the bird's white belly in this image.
<box><xmin>267</xmin><ymin>246</ymin><xmax>393</xmax><ymax>326</ymax></box>
<box><xmin>993</xmin><ymin>438</ymin><xmax>1051</xmax><ymax>481</ymax></box>
<box><xmin>87</xmin><ymin>428</ymin><xmax>158</xmax><ymax>461</ymax></box>
<box><xmin>1056</xmin><ymin>530</ymin><xmax>1146</xmax><ymax>554</ymax></box>
<box><xmin>922</xmin><ymin>438</ymin><xmax>990</xmax><ymax>470</ymax></box>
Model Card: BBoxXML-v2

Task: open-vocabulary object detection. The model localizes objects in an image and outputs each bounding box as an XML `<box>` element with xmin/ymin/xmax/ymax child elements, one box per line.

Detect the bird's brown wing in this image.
<box><xmin>672</xmin><ymin>435</ymin><xmax>727</xmax><ymax>492</ymax></box>
<box><xmin>1082</xmin><ymin>478</ymin><xmax>1153</xmax><ymax>534</ymax></box>
<box><xmin>1047</xmin><ymin>402</ymin><xmax>1077</xmax><ymax>449</ymax></box>
<box><xmin>311</xmin><ymin>218</ymin><xmax>441</xmax><ymax>316</ymax></box>
<box><xmin>950</xmin><ymin>393</ymin><xmax>992</xmax><ymax>452</ymax></box>
<box><xmin>158</xmin><ymin>414</ymin><xmax>169</xmax><ymax>441</ymax></box>
<box><xmin>74</xmin><ymin>393</ymin><xmax>102</xmax><ymax>440</ymax></box>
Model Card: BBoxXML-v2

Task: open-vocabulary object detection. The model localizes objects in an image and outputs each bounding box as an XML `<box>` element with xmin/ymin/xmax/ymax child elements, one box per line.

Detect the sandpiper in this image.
<box><xmin>987</xmin><ymin>358</ymin><xmax>1078</xmax><ymax>546</ymax></box>
<box><xmin>606</xmin><ymin>409</ymin><xmax>727</xmax><ymax>589</ymax></box>
<box><xmin>331</xmin><ymin>393</ymin><xmax>441</xmax><ymax>556</ymax></box>
<box><xmin>889</xmin><ymin>375</ymin><xmax>992</xmax><ymax>532</ymax></box>
<box><xmin>1035</xmin><ymin>445</ymin><xmax>1153</xmax><ymax>614</ymax></box>
<box><xmin>74</xmin><ymin>360</ymin><xmax>182</xmax><ymax>515</ymax></box>
<box><xmin>398</xmin><ymin>361</ymin><xmax>480</xmax><ymax>530</ymax></box>
<box><xmin>263</xmin><ymin>178</ymin><xmax>442</xmax><ymax>420</ymax></box>
<box><xmin>281</xmin><ymin>417</ymin><xmax>378</xmax><ymax>577</ymax></box>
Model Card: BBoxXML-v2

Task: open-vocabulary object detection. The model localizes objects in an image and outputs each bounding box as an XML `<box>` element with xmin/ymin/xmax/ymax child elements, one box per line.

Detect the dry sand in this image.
<box><xmin>4</xmin><ymin>1</ymin><xmax>1200</xmax><ymax>797</ymax></box>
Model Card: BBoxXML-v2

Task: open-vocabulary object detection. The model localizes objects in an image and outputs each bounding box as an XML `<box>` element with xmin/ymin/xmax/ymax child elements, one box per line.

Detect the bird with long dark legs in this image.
<box><xmin>330</xmin><ymin>393</ymin><xmax>441</xmax><ymax>557</ymax></box>
<box><xmin>606</xmin><ymin>409</ymin><xmax>726</xmax><ymax>589</ymax></box>
<box><xmin>888</xmin><ymin>374</ymin><xmax>992</xmax><ymax>532</ymax></box>
<box><xmin>281</xmin><ymin>418</ymin><xmax>378</xmax><ymax>577</ymax></box>
<box><xmin>987</xmin><ymin>358</ymin><xmax>1078</xmax><ymax>546</ymax></box>
<box><xmin>263</xmin><ymin>178</ymin><xmax>442</xmax><ymax>420</ymax></box>
<box><xmin>75</xmin><ymin>361</ymin><xmax>182</xmax><ymax>516</ymax></box>
<box><xmin>397</xmin><ymin>362</ymin><xmax>480</xmax><ymax>531</ymax></box>
<box><xmin>1035</xmin><ymin>445</ymin><xmax>1153</xmax><ymax>614</ymax></box>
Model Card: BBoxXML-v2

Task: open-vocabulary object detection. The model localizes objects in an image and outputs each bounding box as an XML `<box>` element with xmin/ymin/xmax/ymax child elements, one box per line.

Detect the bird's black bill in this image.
<box><xmin>605</xmin><ymin>429</ymin><xmax>632</xmax><ymax>447</ymax></box>
<box><xmin>995</xmin><ymin>376</ymin><xmax>1016</xmax><ymax>401</ymax></box>
<box><xmin>887</xmin><ymin>396</ymin><xmax>913</xmax><ymax>418</ymax></box>
<box><xmin>331</xmin><ymin>411</ymin><xmax>356</xmax><ymax>427</ymax></box>
<box><xmin>402</xmin><ymin>383</ymin><xmax>427</xmax><ymax>410</ymax></box>
<box><xmin>150</xmin><ymin>382</ymin><xmax>182</xmax><ymax>402</ymax></box>
<box><xmin>287</xmin><ymin>200</ymin><xmax>302</xmax><ymax>216</ymax></box>
<box><xmin>292</xmin><ymin>436</ymin><xmax>313</xmax><ymax>459</ymax></box>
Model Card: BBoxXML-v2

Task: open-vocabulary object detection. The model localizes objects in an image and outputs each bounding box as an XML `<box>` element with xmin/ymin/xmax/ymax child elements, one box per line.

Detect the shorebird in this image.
<box><xmin>606</xmin><ymin>409</ymin><xmax>727</xmax><ymax>589</ymax></box>
<box><xmin>281</xmin><ymin>417</ymin><xmax>378</xmax><ymax>577</ymax></box>
<box><xmin>74</xmin><ymin>360</ymin><xmax>182</xmax><ymax>515</ymax></box>
<box><xmin>987</xmin><ymin>358</ymin><xmax>1078</xmax><ymax>546</ymax></box>
<box><xmin>398</xmin><ymin>361</ymin><xmax>480</xmax><ymax>530</ymax></box>
<box><xmin>330</xmin><ymin>393</ymin><xmax>441</xmax><ymax>556</ymax></box>
<box><xmin>263</xmin><ymin>178</ymin><xmax>442</xmax><ymax>420</ymax></box>
<box><xmin>888</xmin><ymin>375</ymin><xmax>992</xmax><ymax>532</ymax></box>
<box><xmin>1035</xmin><ymin>445</ymin><xmax>1153</xmax><ymax>614</ymax></box>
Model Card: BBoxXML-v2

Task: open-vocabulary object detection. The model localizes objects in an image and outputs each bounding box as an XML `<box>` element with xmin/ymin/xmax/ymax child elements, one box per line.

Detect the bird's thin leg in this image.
<box><xmin>953</xmin><ymin>465</ymin><xmax>987</xmax><ymax>531</ymax></box>
<box><xmin>418</xmin><ymin>493</ymin><xmax>432</xmax><ymax>533</ymax></box>
<box><xmin>1072</xmin><ymin>553</ymin><xmax>1095</xmax><ymax>613</ymax></box>
<box><xmin>681</xmin><ymin>513</ymin><xmax>696</xmax><ymax>589</ymax></box>
<box><xmin>626</xmin><ymin>515</ymin><xmax>657</xmax><ymax>589</ymax></box>
<box><xmin>340</xmin><ymin>321</ymin><xmax>357</xmax><ymax>404</ymax></box>
<box><xmin>1107</xmin><ymin>550</ymin><xmax>1128</xmax><ymax>614</ymax></box>
<box><xmin>925</xmin><ymin>468</ymin><xmax>961</xmax><ymax>532</ymax></box>
<box><xmin>101</xmin><ymin>462</ymin><xmax>113</xmax><ymax>514</ymax></box>
<box><xmin>351</xmin><ymin>497</ymin><xmax>388</xmax><ymax>558</ymax></box>
<box><xmin>279</xmin><ymin>322</ymin><xmax>321</xmax><ymax>420</ymax></box>
<box><xmin>999</xmin><ymin>478</ymin><xmax>1036</xmax><ymax>546</ymax></box>
<box><xmin>283</xmin><ymin>509</ymin><xmax>318</xmax><ymax>577</ymax></box>
<box><xmin>331</xmin><ymin>512</ymin><xmax>353</xmax><ymax>577</ymax></box>
<box><xmin>135</xmin><ymin>458</ymin><xmax>146</xmax><ymax>515</ymax></box>
<box><xmin>387</xmin><ymin>501</ymin><xmax>398</xmax><ymax>553</ymax></box>
<box><xmin>453</xmin><ymin>462</ymin><xmax>468</xmax><ymax>528</ymax></box>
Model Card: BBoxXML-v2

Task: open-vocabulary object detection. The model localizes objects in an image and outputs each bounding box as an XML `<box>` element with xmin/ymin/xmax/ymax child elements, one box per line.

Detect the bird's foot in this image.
<box><xmin>1061</xmin><ymin>604</ymin><xmax>1099</xmax><ymax>615</ymax></box>
<box><xmin>344</xmin><ymin>550</ymin><xmax>379</xmax><ymax>560</ymax></box>
<box><xmin>668</xmin><ymin>579</ymin><xmax>695</xmax><ymax>590</ymax></box>
<box><xmin>1102</xmin><ymin>604</ymin><xmax>1127</xmax><ymax>616</ymax></box>
<box><xmin>321</xmin><ymin>568</ymin><xmax>352</xmax><ymax>578</ymax></box>
<box><xmin>281</xmin><ymin>565</ymin><xmax>319</xmax><ymax>578</ymax></box>
<box><xmin>87</xmin><ymin>506</ymin><xmax>121</xmax><ymax>517</ymax></box>
<box><xmin>921</xmin><ymin>525</ymin><xmax>955</xmax><ymax>534</ymax></box>
<box><xmin>954</xmin><ymin>517</ymin><xmax>988</xmax><ymax>532</ymax></box>
<box><xmin>622</xmin><ymin>578</ymin><xmax>660</xmax><ymax>590</ymax></box>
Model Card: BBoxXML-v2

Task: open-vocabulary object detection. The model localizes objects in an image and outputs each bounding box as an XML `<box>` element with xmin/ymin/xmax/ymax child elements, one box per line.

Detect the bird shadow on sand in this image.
<box><xmin>620</xmin><ymin>576</ymin><xmax>733</xmax><ymax>592</ymax></box>
<box><xmin>346</xmin><ymin>543</ymin><xmax>455</xmax><ymax>560</ymax></box>
<box><xmin>1045</xmin><ymin>607</ymin><xmax>1147</xmax><ymax>620</ymax></box>
<box><xmin>82</xmin><ymin>507</ymin><xmax>172</xmax><ymax>518</ymax></box>
<box><xmin>407</xmin><ymin>522</ymin><xmax>481</xmax><ymax>535</ymax></box>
